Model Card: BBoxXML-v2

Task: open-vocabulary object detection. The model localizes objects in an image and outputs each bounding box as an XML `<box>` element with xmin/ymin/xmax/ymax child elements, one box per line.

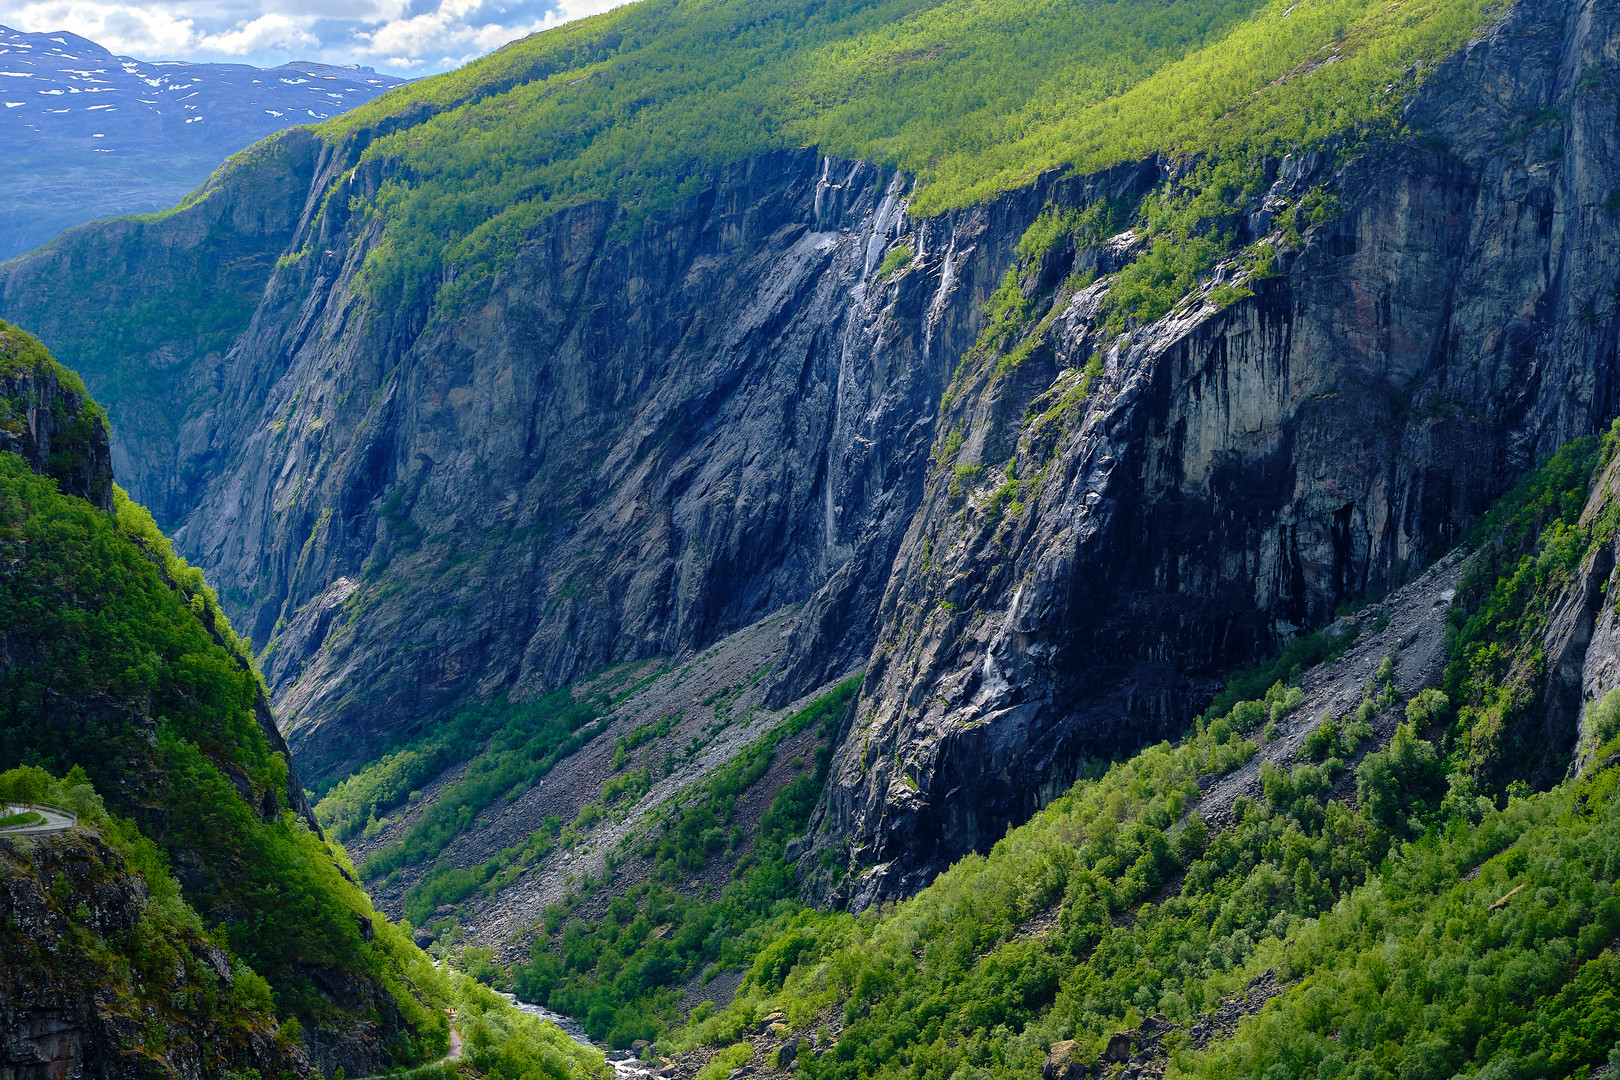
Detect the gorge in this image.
<box><xmin>5</xmin><ymin>0</ymin><xmax>1620</xmax><ymax>1074</ymax></box>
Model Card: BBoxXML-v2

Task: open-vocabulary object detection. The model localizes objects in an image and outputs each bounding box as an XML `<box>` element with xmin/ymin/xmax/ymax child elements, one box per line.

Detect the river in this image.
<box><xmin>499</xmin><ymin>994</ymin><xmax>655</xmax><ymax>1078</ymax></box>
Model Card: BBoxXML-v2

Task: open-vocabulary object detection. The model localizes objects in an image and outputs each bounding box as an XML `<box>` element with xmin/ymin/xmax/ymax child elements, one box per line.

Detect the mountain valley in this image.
<box><xmin>4</xmin><ymin>0</ymin><xmax>1620</xmax><ymax>1075</ymax></box>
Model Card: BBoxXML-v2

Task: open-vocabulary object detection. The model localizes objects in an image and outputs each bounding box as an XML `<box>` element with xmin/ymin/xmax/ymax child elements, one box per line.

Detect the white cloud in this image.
<box><xmin>0</xmin><ymin>0</ymin><xmax>626</xmax><ymax>74</ymax></box>
<box><xmin>202</xmin><ymin>12</ymin><xmax>316</xmax><ymax>54</ymax></box>
<box><xmin>7</xmin><ymin>0</ymin><xmax>201</xmax><ymax>57</ymax></box>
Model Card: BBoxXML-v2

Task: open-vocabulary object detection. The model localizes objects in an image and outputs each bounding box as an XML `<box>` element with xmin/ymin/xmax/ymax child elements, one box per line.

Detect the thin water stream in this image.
<box><xmin>499</xmin><ymin>995</ymin><xmax>655</xmax><ymax>1079</ymax></box>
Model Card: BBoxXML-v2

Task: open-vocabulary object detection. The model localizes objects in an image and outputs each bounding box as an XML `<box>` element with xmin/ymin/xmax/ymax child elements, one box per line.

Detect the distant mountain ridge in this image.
<box><xmin>0</xmin><ymin>26</ymin><xmax>403</xmax><ymax>258</ymax></box>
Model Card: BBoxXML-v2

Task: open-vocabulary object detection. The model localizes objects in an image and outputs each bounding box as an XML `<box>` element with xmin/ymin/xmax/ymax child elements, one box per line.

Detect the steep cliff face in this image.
<box><xmin>0</xmin><ymin>321</ymin><xmax>113</xmax><ymax>512</ymax></box>
<box><xmin>0</xmin><ymin>0</ymin><xmax>1612</xmax><ymax>917</ymax></box>
<box><xmin>0</xmin><ymin>827</ymin><xmax>308</xmax><ymax>1080</ymax></box>
<box><xmin>2</xmin><ymin>136</ymin><xmax>1068</xmax><ymax>784</ymax></box>
<box><xmin>198</xmin><ymin>150</ymin><xmax>973</xmax><ymax>782</ymax></box>
<box><xmin>1510</xmin><ymin>439</ymin><xmax>1620</xmax><ymax>781</ymax></box>
<box><xmin>801</xmin><ymin>0</ymin><xmax>1620</xmax><ymax>906</ymax></box>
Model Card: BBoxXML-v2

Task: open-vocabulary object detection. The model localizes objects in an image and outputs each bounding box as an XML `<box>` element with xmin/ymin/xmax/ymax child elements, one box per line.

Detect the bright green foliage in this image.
<box><xmin>1302</xmin><ymin>712</ymin><xmax>1371</xmax><ymax>765</ymax></box>
<box><xmin>1104</xmin><ymin>231</ymin><xmax>1228</xmax><ymax>330</ymax></box>
<box><xmin>1355</xmin><ymin>722</ymin><xmax>1447</xmax><ymax>835</ymax></box>
<box><xmin>1204</xmin><ymin>625</ymin><xmax>1360</xmax><ymax>724</ymax></box>
<box><xmin>327</xmin><ymin>0</ymin><xmax>1498</xmax><ymax>308</ymax></box>
<box><xmin>0</xmin><ymin>320</ymin><xmax>95</xmax><ymax>399</ymax></box>
<box><xmin>1458</xmin><ymin>432</ymin><xmax>1604</xmax><ymax>554</ymax></box>
<box><xmin>0</xmin><ymin>458</ymin><xmax>285</xmax><ymax>814</ymax></box>
<box><xmin>1101</xmin><ymin>155</ymin><xmax>1285</xmax><ymax>329</ymax></box>
<box><xmin>676</xmin><ymin>686</ymin><xmax>1298</xmax><ymax>1075</ymax></box>
<box><xmin>0</xmin><ymin>765</ymin><xmax>303</xmax><ymax>1064</ymax></box>
<box><xmin>1584</xmin><ymin>688</ymin><xmax>1620</xmax><ymax>756</ymax></box>
<box><xmin>945</xmin><ymin>202</ymin><xmax>1123</xmax><ymax>420</ymax></box>
<box><xmin>673</xmin><ymin>689</ymin><xmax>1615</xmax><ymax>1080</ymax></box>
<box><xmin>358</xmin><ymin>689</ymin><xmax>609</xmax><ymax>878</ymax></box>
<box><xmin>0</xmin><ymin>321</ymin><xmax>108</xmax><ymax>489</ymax></box>
<box><xmin>647</xmin><ymin>677</ymin><xmax>859</xmax><ymax>879</ymax></box>
<box><xmin>1444</xmin><ymin>428</ymin><xmax>1619</xmax><ymax>781</ymax></box>
<box><xmin>877</xmin><ymin>243</ymin><xmax>914</xmax><ymax>279</ymax></box>
<box><xmin>361</xmin><ymin>974</ymin><xmax>610</xmax><ymax>1080</ymax></box>
<box><xmin>116</xmin><ymin>487</ymin><xmax>259</xmax><ymax>669</ymax></box>
<box><xmin>0</xmin><ymin>345</ymin><xmax>621</xmax><ymax>1070</ymax></box>
<box><xmin>453</xmin><ymin>978</ymin><xmax>608</xmax><ymax>1080</ymax></box>
<box><xmin>1191</xmin><ymin>758</ymin><xmax>1620</xmax><ymax>1080</ymax></box>
<box><xmin>317</xmin><ymin>685</ymin><xmax>606</xmax><ymax>863</ymax></box>
<box><xmin>1015</xmin><ymin>203</ymin><xmax>1127</xmax><ymax>267</ymax></box>
<box><xmin>614</xmin><ymin>713</ymin><xmax>679</xmax><ymax>770</ymax></box>
<box><xmin>403</xmin><ymin>815</ymin><xmax>564</xmax><ymax>926</ymax></box>
<box><xmin>315</xmin><ymin>729</ymin><xmax>472</xmax><ymax>841</ymax></box>
<box><xmin>1405</xmin><ymin>687</ymin><xmax>1453</xmax><ymax>727</ymax></box>
<box><xmin>0</xmin><ymin>450</ymin><xmax>449</xmax><ymax>1055</ymax></box>
<box><xmin>632</xmin><ymin>434</ymin><xmax>1620</xmax><ymax>1080</ymax></box>
<box><xmin>603</xmin><ymin>768</ymin><xmax>652</xmax><ymax>805</ymax></box>
<box><xmin>0</xmin><ymin>765</ymin><xmax>198</xmax><ymax>929</ymax></box>
<box><xmin>694</xmin><ymin>1043</ymin><xmax>755</xmax><ymax>1080</ymax></box>
<box><xmin>507</xmin><ymin>677</ymin><xmax>859</xmax><ymax>1047</ymax></box>
<box><xmin>460</xmin><ymin>977</ymin><xmax>609</xmax><ymax>1080</ymax></box>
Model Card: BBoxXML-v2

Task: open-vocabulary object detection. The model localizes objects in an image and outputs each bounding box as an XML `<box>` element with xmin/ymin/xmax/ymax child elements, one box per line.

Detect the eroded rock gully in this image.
<box><xmin>1</xmin><ymin>0</ymin><xmax>1615</xmax><ymax>909</ymax></box>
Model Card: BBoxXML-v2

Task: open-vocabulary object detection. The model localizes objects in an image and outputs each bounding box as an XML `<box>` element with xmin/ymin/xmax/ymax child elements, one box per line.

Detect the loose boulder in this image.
<box><xmin>1043</xmin><ymin>1040</ymin><xmax>1086</xmax><ymax>1080</ymax></box>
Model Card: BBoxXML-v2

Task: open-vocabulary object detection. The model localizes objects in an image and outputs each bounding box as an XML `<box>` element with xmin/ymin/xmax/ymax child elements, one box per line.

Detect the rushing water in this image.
<box><xmin>499</xmin><ymin>994</ymin><xmax>654</xmax><ymax>1078</ymax></box>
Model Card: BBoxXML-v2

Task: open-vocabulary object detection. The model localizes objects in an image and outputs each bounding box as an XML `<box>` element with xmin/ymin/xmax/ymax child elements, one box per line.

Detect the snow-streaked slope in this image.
<box><xmin>0</xmin><ymin>26</ymin><xmax>403</xmax><ymax>258</ymax></box>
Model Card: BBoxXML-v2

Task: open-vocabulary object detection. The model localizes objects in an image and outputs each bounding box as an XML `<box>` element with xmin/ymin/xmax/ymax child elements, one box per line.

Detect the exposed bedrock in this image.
<box><xmin>801</xmin><ymin>0</ymin><xmax>1620</xmax><ymax>907</ymax></box>
<box><xmin>8</xmin><ymin>140</ymin><xmax>1120</xmax><ymax>783</ymax></box>
<box><xmin>2</xmin><ymin>0</ymin><xmax>1615</xmax><ymax>910</ymax></box>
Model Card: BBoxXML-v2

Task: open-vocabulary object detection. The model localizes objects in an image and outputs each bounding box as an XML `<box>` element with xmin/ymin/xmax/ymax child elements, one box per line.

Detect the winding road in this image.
<box><xmin>0</xmin><ymin>803</ymin><xmax>77</xmax><ymax>835</ymax></box>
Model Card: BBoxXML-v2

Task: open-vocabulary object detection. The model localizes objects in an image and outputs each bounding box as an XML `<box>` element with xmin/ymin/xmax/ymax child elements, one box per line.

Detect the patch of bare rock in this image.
<box><xmin>1040</xmin><ymin>970</ymin><xmax>1284</xmax><ymax>1080</ymax></box>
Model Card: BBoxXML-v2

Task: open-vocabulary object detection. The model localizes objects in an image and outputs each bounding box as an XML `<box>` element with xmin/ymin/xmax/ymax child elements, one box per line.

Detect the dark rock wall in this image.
<box><xmin>6</xmin><ymin>143</ymin><xmax>1048</xmax><ymax>783</ymax></box>
<box><xmin>799</xmin><ymin>0</ymin><xmax>1620</xmax><ymax>907</ymax></box>
<box><xmin>1</xmin><ymin>0</ymin><xmax>1614</xmax><ymax>907</ymax></box>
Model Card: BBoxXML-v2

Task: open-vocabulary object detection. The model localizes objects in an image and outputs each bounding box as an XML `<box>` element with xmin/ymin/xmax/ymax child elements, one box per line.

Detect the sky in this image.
<box><xmin>0</xmin><ymin>0</ymin><xmax>628</xmax><ymax>75</ymax></box>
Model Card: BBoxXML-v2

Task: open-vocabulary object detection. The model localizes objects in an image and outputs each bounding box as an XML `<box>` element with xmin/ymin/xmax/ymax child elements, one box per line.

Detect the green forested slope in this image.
<box><xmin>0</xmin><ymin>450</ymin><xmax>452</xmax><ymax>1063</ymax></box>
<box><xmin>0</xmin><ymin>341</ymin><xmax>606</xmax><ymax>1079</ymax></box>
<box><xmin>487</xmin><ymin>429</ymin><xmax>1620</xmax><ymax>1080</ymax></box>
<box><xmin>0</xmin><ymin>764</ymin><xmax>308</xmax><ymax>1074</ymax></box>
<box><xmin>328</xmin><ymin>0</ymin><xmax>1495</xmax><ymax>305</ymax></box>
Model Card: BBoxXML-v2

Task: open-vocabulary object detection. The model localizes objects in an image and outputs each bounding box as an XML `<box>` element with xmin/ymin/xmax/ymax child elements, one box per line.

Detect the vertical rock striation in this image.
<box><xmin>6</xmin><ymin>144</ymin><xmax>1062</xmax><ymax>783</ymax></box>
<box><xmin>800</xmin><ymin>0</ymin><xmax>1620</xmax><ymax>907</ymax></box>
<box><xmin>0</xmin><ymin>0</ymin><xmax>1615</xmax><ymax>910</ymax></box>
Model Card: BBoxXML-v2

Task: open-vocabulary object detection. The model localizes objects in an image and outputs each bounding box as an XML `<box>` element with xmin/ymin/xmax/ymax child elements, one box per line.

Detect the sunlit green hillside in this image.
<box><xmin>326</xmin><ymin>0</ymin><xmax>1496</xmax><ymax>303</ymax></box>
<box><xmin>0</xmin><ymin>329</ymin><xmax>608</xmax><ymax>1079</ymax></box>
